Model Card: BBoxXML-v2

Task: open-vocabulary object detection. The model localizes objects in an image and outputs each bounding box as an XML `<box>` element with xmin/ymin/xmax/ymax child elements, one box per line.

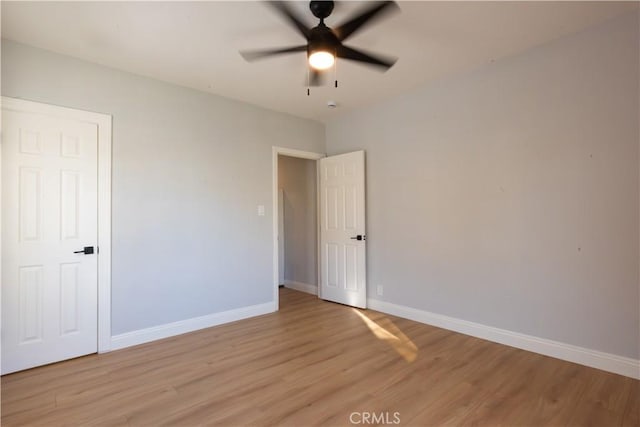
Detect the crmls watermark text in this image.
<box><xmin>349</xmin><ymin>411</ymin><xmax>401</xmax><ymax>425</ymax></box>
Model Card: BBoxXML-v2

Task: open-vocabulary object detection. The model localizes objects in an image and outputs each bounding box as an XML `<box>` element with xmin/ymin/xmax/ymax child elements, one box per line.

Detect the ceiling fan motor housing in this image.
<box><xmin>308</xmin><ymin>24</ymin><xmax>339</xmax><ymax>56</ymax></box>
<box><xmin>310</xmin><ymin>1</ymin><xmax>335</xmax><ymax>20</ymax></box>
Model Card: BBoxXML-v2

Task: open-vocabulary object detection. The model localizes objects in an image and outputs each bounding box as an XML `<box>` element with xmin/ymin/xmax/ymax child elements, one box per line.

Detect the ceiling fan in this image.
<box><xmin>240</xmin><ymin>1</ymin><xmax>399</xmax><ymax>87</ymax></box>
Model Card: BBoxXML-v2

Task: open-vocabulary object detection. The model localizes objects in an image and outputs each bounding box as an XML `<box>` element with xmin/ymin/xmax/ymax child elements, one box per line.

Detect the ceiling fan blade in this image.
<box><xmin>267</xmin><ymin>1</ymin><xmax>311</xmax><ymax>40</ymax></box>
<box><xmin>334</xmin><ymin>1</ymin><xmax>399</xmax><ymax>42</ymax></box>
<box><xmin>302</xmin><ymin>70</ymin><xmax>325</xmax><ymax>88</ymax></box>
<box><xmin>309</xmin><ymin>69</ymin><xmax>325</xmax><ymax>87</ymax></box>
<box><xmin>336</xmin><ymin>45</ymin><xmax>397</xmax><ymax>70</ymax></box>
<box><xmin>240</xmin><ymin>45</ymin><xmax>308</xmax><ymax>62</ymax></box>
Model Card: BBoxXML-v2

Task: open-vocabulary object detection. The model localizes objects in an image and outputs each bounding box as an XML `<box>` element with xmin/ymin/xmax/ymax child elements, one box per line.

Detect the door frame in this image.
<box><xmin>1</xmin><ymin>96</ymin><xmax>113</xmax><ymax>353</ymax></box>
<box><xmin>272</xmin><ymin>146</ymin><xmax>324</xmax><ymax>310</ymax></box>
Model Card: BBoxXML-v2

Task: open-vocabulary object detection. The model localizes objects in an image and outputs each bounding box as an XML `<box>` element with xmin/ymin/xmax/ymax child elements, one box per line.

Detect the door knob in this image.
<box><xmin>73</xmin><ymin>246</ymin><xmax>94</xmax><ymax>255</ymax></box>
<box><xmin>350</xmin><ymin>235</ymin><xmax>366</xmax><ymax>241</ymax></box>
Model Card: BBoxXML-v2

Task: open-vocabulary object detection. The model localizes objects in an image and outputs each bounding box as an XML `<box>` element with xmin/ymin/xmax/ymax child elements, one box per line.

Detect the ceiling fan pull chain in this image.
<box><xmin>307</xmin><ymin>64</ymin><xmax>311</xmax><ymax>96</ymax></box>
<box><xmin>334</xmin><ymin>53</ymin><xmax>338</xmax><ymax>88</ymax></box>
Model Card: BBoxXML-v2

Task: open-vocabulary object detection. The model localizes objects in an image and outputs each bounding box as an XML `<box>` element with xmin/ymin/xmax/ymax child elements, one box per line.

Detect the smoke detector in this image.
<box><xmin>327</xmin><ymin>100</ymin><xmax>337</xmax><ymax>108</ymax></box>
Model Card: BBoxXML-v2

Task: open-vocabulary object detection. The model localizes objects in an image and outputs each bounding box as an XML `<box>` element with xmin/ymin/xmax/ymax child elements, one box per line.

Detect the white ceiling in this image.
<box><xmin>2</xmin><ymin>1</ymin><xmax>637</xmax><ymax>123</ymax></box>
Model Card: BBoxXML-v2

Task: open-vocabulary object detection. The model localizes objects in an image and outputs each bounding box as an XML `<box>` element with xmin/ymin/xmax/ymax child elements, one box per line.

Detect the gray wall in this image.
<box><xmin>1</xmin><ymin>40</ymin><xmax>325</xmax><ymax>335</ymax></box>
<box><xmin>326</xmin><ymin>12</ymin><xmax>639</xmax><ymax>359</ymax></box>
<box><xmin>278</xmin><ymin>155</ymin><xmax>317</xmax><ymax>286</ymax></box>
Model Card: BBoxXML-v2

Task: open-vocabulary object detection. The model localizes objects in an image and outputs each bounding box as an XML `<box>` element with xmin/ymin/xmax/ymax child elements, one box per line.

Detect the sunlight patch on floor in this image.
<box><xmin>352</xmin><ymin>309</ymin><xmax>418</xmax><ymax>362</ymax></box>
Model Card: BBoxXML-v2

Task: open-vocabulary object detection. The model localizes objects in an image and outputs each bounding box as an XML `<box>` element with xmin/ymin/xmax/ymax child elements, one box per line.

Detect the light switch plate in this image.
<box><xmin>257</xmin><ymin>205</ymin><xmax>265</xmax><ymax>216</ymax></box>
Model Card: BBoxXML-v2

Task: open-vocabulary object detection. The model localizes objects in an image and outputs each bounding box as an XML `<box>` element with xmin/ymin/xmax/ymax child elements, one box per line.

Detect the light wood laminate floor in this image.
<box><xmin>2</xmin><ymin>288</ymin><xmax>638</xmax><ymax>426</ymax></box>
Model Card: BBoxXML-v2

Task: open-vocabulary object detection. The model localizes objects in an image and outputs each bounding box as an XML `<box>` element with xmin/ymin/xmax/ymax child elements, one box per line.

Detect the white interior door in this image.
<box><xmin>2</xmin><ymin>105</ymin><xmax>99</xmax><ymax>374</ymax></box>
<box><xmin>319</xmin><ymin>150</ymin><xmax>366</xmax><ymax>308</ymax></box>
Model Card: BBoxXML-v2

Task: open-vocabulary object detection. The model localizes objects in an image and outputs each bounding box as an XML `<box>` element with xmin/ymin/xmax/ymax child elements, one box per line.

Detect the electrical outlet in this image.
<box><xmin>257</xmin><ymin>205</ymin><xmax>265</xmax><ymax>216</ymax></box>
<box><xmin>376</xmin><ymin>285</ymin><xmax>383</xmax><ymax>296</ymax></box>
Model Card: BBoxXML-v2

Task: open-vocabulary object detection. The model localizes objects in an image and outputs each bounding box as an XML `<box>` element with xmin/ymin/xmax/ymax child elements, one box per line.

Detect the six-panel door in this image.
<box><xmin>2</xmin><ymin>108</ymin><xmax>99</xmax><ymax>374</ymax></box>
<box><xmin>319</xmin><ymin>150</ymin><xmax>367</xmax><ymax>308</ymax></box>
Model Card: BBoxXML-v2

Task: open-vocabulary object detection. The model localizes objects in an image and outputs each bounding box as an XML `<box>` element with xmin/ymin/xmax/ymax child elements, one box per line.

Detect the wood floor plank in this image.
<box><xmin>622</xmin><ymin>381</ymin><xmax>640</xmax><ymax>426</ymax></box>
<box><xmin>2</xmin><ymin>288</ymin><xmax>637</xmax><ymax>426</ymax></box>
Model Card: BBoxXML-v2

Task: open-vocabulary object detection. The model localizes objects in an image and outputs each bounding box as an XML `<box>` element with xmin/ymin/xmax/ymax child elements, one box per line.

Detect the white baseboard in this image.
<box><xmin>368</xmin><ymin>299</ymin><xmax>640</xmax><ymax>379</ymax></box>
<box><xmin>283</xmin><ymin>280</ymin><xmax>317</xmax><ymax>295</ymax></box>
<box><xmin>111</xmin><ymin>301</ymin><xmax>276</xmax><ymax>351</ymax></box>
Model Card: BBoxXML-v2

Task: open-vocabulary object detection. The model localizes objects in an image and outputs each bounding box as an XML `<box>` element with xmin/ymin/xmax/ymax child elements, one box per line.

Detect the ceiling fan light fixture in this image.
<box><xmin>309</xmin><ymin>50</ymin><xmax>335</xmax><ymax>70</ymax></box>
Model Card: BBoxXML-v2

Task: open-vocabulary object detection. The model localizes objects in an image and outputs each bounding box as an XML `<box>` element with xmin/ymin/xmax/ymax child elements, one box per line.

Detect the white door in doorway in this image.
<box><xmin>319</xmin><ymin>151</ymin><xmax>366</xmax><ymax>308</ymax></box>
<box><xmin>2</xmin><ymin>103</ymin><xmax>100</xmax><ymax>374</ymax></box>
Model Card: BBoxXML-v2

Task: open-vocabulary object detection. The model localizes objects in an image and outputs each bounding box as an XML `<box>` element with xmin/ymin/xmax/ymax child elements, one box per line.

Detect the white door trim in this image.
<box><xmin>1</xmin><ymin>96</ymin><xmax>113</xmax><ymax>353</ymax></box>
<box><xmin>272</xmin><ymin>146</ymin><xmax>324</xmax><ymax>310</ymax></box>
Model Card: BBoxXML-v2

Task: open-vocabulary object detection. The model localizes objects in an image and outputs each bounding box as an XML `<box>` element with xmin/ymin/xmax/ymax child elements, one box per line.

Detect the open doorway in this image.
<box><xmin>278</xmin><ymin>154</ymin><xmax>317</xmax><ymax>295</ymax></box>
<box><xmin>272</xmin><ymin>147</ymin><xmax>324</xmax><ymax>309</ymax></box>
